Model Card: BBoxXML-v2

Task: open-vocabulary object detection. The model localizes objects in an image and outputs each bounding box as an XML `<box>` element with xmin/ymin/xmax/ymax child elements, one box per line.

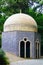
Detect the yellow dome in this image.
<box><xmin>4</xmin><ymin>13</ymin><xmax>37</xmax><ymax>32</ymax></box>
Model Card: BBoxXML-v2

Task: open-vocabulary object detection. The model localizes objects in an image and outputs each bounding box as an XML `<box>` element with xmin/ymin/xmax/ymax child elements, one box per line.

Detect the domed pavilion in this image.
<box><xmin>2</xmin><ymin>13</ymin><xmax>41</xmax><ymax>59</ymax></box>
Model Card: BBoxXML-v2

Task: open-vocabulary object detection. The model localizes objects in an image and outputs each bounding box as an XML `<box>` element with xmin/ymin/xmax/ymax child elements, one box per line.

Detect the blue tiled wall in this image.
<box><xmin>2</xmin><ymin>31</ymin><xmax>37</xmax><ymax>58</ymax></box>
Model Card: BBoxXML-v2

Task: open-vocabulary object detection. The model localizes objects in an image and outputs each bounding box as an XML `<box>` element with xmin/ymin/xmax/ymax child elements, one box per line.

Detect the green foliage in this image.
<box><xmin>0</xmin><ymin>37</ymin><xmax>1</xmax><ymax>48</ymax></box>
<box><xmin>0</xmin><ymin>14</ymin><xmax>7</xmax><ymax>32</ymax></box>
<box><xmin>35</xmin><ymin>14</ymin><xmax>43</xmax><ymax>26</ymax></box>
<box><xmin>0</xmin><ymin>0</ymin><xmax>29</xmax><ymax>16</ymax></box>
<box><xmin>0</xmin><ymin>49</ymin><xmax>9</xmax><ymax>65</ymax></box>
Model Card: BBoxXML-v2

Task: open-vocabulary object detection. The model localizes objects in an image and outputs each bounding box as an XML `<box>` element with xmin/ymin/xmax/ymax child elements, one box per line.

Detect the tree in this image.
<box><xmin>30</xmin><ymin>0</ymin><xmax>43</xmax><ymax>13</ymax></box>
<box><xmin>0</xmin><ymin>0</ymin><xmax>29</xmax><ymax>16</ymax></box>
<box><xmin>0</xmin><ymin>0</ymin><xmax>43</xmax><ymax>16</ymax></box>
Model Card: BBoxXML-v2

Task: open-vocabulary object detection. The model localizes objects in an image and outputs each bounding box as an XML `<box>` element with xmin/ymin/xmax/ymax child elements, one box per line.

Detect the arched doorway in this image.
<box><xmin>36</xmin><ymin>42</ymin><xmax>40</xmax><ymax>58</ymax></box>
<box><xmin>26</xmin><ymin>41</ymin><xmax>30</xmax><ymax>58</ymax></box>
<box><xmin>36</xmin><ymin>42</ymin><xmax>37</xmax><ymax>58</ymax></box>
<box><xmin>38</xmin><ymin>43</ymin><xmax>39</xmax><ymax>58</ymax></box>
<box><xmin>20</xmin><ymin>41</ymin><xmax>24</xmax><ymax>58</ymax></box>
<box><xmin>19</xmin><ymin>39</ymin><xmax>30</xmax><ymax>58</ymax></box>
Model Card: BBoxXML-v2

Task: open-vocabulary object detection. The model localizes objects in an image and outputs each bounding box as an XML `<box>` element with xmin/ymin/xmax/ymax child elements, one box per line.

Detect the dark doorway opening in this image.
<box><xmin>20</xmin><ymin>41</ymin><xmax>24</xmax><ymax>58</ymax></box>
<box><xmin>38</xmin><ymin>44</ymin><xmax>39</xmax><ymax>58</ymax></box>
<box><xmin>36</xmin><ymin>43</ymin><xmax>37</xmax><ymax>58</ymax></box>
<box><xmin>26</xmin><ymin>41</ymin><xmax>30</xmax><ymax>58</ymax></box>
<box><xmin>36</xmin><ymin>43</ymin><xmax>39</xmax><ymax>58</ymax></box>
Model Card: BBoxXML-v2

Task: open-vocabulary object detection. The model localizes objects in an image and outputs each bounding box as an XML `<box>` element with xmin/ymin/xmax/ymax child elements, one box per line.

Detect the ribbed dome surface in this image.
<box><xmin>4</xmin><ymin>13</ymin><xmax>37</xmax><ymax>32</ymax></box>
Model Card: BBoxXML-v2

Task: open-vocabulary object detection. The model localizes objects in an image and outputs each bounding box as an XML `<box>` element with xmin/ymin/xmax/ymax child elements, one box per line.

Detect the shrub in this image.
<box><xmin>0</xmin><ymin>49</ymin><xmax>9</xmax><ymax>65</ymax></box>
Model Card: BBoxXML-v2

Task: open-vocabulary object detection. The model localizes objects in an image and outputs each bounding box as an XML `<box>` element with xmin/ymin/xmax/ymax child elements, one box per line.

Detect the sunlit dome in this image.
<box><xmin>4</xmin><ymin>13</ymin><xmax>37</xmax><ymax>32</ymax></box>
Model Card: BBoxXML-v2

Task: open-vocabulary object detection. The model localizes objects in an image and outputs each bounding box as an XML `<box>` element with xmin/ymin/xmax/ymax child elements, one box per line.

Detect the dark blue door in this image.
<box><xmin>26</xmin><ymin>41</ymin><xmax>30</xmax><ymax>58</ymax></box>
<box><xmin>20</xmin><ymin>41</ymin><xmax>24</xmax><ymax>58</ymax></box>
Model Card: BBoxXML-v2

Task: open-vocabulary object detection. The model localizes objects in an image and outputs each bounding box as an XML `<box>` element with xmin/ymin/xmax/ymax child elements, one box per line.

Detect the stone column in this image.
<box><xmin>19</xmin><ymin>42</ymin><xmax>20</xmax><ymax>57</ymax></box>
<box><xmin>25</xmin><ymin>41</ymin><xmax>26</xmax><ymax>58</ymax></box>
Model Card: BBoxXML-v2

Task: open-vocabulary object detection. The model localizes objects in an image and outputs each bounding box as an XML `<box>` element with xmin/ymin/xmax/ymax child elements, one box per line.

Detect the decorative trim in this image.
<box><xmin>4</xmin><ymin>24</ymin><xmax>37</xmax><ymax>32</ymax></box>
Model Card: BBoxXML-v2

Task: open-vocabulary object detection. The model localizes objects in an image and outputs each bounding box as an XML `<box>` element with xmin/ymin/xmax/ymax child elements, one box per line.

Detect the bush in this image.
<box><xmin>0</xmin><ymin>49</ymin><xmax>9</xmax><ymax>65</ymax></box>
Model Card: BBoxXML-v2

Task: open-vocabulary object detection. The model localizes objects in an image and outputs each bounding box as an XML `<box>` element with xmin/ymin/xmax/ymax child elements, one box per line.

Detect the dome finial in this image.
<box><xmin>20</xmin><ymin>9</ymin><xmax>22</xmax><ymax>13</ymax></box>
